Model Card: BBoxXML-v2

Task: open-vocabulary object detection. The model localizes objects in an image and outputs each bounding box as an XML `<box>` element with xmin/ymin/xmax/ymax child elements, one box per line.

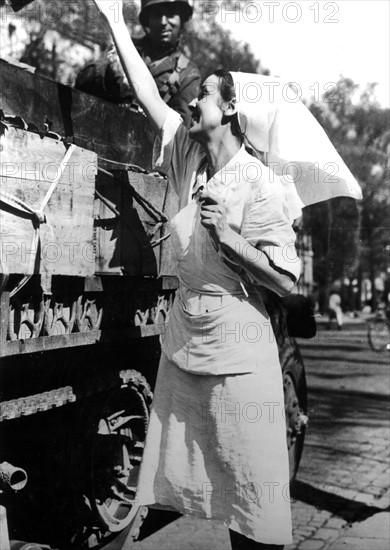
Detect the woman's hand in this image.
<box><xmin>92</xmin><ymin>0</ymin><xmax>124</xmax><ymax>24</ymax></box>
<box><xmin>200</xmin><ymin>193</ymin><xmax>296</xmax><ymax>296</ymax></box>
<box><xmin>90</xmin><ymin>0</ymin><xmax>168</xmax><ymax>130</ymax></box>
<box><xmin>200</xmin><ymin>193</ymin><xmax>231</xmax><ymax>244</ymax></box>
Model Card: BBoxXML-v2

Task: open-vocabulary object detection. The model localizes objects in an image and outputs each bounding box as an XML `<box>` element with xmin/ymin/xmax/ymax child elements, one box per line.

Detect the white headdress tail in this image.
<box><xmin>230</xmin><ymin>72</ymin><xmax>362</xmax><ymax>216</ymax></box>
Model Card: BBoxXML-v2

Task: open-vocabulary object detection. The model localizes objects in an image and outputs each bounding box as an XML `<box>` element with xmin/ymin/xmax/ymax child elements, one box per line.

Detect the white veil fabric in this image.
<box><xmin>230</xmin><ymin>72</ymin><xmax>362</xmax><ymax>216</ymax></box>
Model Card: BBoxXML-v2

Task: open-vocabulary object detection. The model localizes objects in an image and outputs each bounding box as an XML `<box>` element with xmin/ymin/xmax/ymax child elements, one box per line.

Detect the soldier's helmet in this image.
<box><xmin>139</xmin><ymin>0</ymin><xmax>193</xmax><ymax>26</ymax></box>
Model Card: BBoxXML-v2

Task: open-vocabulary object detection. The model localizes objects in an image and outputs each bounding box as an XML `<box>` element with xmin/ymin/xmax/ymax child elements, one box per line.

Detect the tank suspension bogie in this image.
<box><xmin>68</xmin><ymin>371</ymin><xmax>153</xmax><ymax>547</ymax></box>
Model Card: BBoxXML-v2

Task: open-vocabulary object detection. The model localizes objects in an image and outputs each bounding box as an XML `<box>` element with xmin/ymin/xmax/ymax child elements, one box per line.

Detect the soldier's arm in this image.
<box><xmin>92</xmin><ymin>0</ymin><xmax>169</xmax><ymax>131</ymax></box>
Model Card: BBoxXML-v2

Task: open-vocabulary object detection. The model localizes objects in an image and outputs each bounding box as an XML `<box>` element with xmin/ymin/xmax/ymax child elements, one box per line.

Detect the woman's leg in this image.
<box><xmin>229</xmin><ymin>529</ymin><xmax>284</xmax><ymax>550</ymax></box>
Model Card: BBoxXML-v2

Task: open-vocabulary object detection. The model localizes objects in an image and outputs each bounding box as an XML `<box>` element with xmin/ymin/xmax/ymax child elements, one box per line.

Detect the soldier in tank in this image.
<box><xmin>76</xmin><ymin>0</ymin><xmax>201</xmax><ymax>127</ymax></box>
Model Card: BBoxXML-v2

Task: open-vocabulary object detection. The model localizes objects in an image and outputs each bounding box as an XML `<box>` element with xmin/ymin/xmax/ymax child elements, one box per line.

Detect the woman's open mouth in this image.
<box><xmin>191</xmin><ymin>111</ymin><xmax>200</xmax><ymax>124</ymax></box>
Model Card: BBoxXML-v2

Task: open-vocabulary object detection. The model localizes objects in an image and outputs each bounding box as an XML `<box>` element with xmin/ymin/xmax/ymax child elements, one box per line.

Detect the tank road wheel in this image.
<box><xmin>70</xmin><ymin>372</ymin><xmax>152</xmax><ymax>548</ymax></box>
<box><xmin>281</xmin><ymin>342</ymin><xmax>308</xmax><ymax>480</ymax></box>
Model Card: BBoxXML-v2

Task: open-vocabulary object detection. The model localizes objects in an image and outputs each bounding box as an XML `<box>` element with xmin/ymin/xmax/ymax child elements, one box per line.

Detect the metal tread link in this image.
<box><xmin>0</xmin><ymin>386</ymin><xmax>76</xmax><ymax>422</ymax></box>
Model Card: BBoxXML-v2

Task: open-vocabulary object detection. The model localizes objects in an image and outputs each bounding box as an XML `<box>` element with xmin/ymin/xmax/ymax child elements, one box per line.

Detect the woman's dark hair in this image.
<box><xmin>211</xmin><ymin>69</ymin><xmax>245</xmax><ymax>143</ymax></box>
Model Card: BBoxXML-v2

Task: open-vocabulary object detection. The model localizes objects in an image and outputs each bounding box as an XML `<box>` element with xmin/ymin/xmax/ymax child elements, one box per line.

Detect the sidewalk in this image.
<box><xmin>327</xmin><ymin>511</ymin><xmax>390</xmax><ymax>550</ymax></box>
<box><xmin>321</xmin><ymin>468</ymin><xmax>390</xmax><ymax>550</ymax></box>
<box><xmin>107</xmin><ymin>511</ymin><xmax>390</xmax><ymax>550</ymax></box>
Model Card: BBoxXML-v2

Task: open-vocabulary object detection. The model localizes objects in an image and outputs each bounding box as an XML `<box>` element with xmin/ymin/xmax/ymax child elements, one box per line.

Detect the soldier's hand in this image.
<box><xmin>92</xmin><ymin>0</ymin><xmax>124</xmax><ymax>24</ymax></box>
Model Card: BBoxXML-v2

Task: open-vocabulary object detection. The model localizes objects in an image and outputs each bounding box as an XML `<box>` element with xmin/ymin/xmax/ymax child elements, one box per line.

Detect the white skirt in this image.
<box><xmin>136</xmin><ymin>354</ymin><xmax>293</xmax><ymax>545</ymax></box>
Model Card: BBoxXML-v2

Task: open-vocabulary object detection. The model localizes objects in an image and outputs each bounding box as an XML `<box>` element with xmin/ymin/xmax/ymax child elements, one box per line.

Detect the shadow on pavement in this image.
<box><xmin>308</xmin><ymin>371</ymin><xmax>378</xmax><ymax>379</ymax></box>
<box><xmin>307</xmin><ymin>386</ymin><xmax>390</xmax><ymax>429</ymax></box>
<box><xmin>303</xmin><ymin>353</ymin><xmax>389</xmax><ymax>366</ymax></box>
<box><xmin>301</xmin><ymin>343</ymin><xmax>365</xmax><ymax>352</ymax></box>
<box><xmin>291</xmin><ymin>480</ymin><xmax>389</xmax><ymax>523</ymax></box>
<box><xmin>136</xmin><ymin>509</ymin><xmax>182</xmax><ymax>542</ymax></box>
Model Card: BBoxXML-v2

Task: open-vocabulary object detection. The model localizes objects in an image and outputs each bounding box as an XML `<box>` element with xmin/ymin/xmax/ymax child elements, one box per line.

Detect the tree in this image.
<box><xmin>3</xmin><ymin>0</ymin><xmax>264</xmax><ymax>85</ymax></box>
<box><xmin>183</xmin><ymin>2</ymin><xmax>266</xmax><ymax>79</ymax></box>
<box><xmin>305</xmin><ymin>77</ymin><xmax>390</xmax><ymax>309</ymax></box>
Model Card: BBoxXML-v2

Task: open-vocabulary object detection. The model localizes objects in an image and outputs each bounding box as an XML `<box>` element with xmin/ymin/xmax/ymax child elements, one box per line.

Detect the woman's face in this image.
<box><xmin>189</xmin><ymin>74</ymin><xmax>225</xmax><ymax>141</ymax></box>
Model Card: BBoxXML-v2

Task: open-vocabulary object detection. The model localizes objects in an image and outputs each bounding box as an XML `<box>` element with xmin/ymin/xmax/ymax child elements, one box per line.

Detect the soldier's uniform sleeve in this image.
<box><xmin>168</xmin><ymin>60</ymin><xmax>201</xmax><ymax>128</ymax></box>
<box><xmin>75</xmin><ymin>47</ymin><xmax>134</xmax><ymax>104</ymax></box>
<box><xmin>103</xmin><ymin>46</ymin><xmax>134</xmax><ymax>103</ymax></box>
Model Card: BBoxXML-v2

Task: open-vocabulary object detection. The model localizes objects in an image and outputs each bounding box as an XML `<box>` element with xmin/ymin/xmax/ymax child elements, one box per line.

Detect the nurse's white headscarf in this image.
<box><xmin>230</xmin><ymin>72</ymin><xmax>362</xmax><ymax>219</ymax></box>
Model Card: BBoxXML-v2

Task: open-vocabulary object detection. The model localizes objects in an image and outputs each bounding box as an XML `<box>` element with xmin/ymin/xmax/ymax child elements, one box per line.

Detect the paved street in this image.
<box><xmin>287</xmin><ymin>319</ymin><xmax>390</xmax><ymax>550</ymax></box>
<box><xmin>107</xmin><ymin>318</ymin><xmax>390</xmax><ymax>550</ymax></box>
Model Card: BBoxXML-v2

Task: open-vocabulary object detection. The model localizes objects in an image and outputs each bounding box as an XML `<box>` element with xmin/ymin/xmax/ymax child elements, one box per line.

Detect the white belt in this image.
<box><xmin>178</xmin><ymin>285</ymin><xmax>245</xmax><ymax>315</ymax></box>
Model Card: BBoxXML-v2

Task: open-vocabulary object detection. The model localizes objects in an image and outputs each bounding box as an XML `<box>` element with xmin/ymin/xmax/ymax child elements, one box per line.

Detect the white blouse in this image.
<box><xmin>154</xmin><ymin>108</ymin><xmax>302</xmax><ymax>293</ymax></box>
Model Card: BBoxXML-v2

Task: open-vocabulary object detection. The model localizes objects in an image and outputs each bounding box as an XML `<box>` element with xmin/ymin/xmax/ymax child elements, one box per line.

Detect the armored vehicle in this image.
<box><xmin>0</xmin><ymin>51</ymin><xmax>310</xmax><ymax>550</ymax></box>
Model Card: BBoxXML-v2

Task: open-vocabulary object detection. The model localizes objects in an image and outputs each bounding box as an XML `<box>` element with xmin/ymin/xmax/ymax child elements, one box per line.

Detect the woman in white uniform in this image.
<box><xmin>92</xmin><ymin>2</ymin><xmax>362</xmax><ymax>548</ymax></box>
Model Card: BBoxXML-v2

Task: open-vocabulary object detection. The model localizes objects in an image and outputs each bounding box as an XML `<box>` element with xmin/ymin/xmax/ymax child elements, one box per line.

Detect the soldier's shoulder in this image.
<box><xmin>186</xmin><ymin>58</ymin><xmax>200</xmax><ymax>73</ymax></box>
<box><xmin>177</xmin><ymin>53</ymin><xmax>201</xmax><ymax>80</ymax></box>
<box><xmin>175</xmin><ymin>47</ymin><xmax>199</xmax><ymax>66</ymax></box>
<box><xmin>132</xmin><ymin>36</ymin><xmax>147</xmax><ymax>52</ymax></box>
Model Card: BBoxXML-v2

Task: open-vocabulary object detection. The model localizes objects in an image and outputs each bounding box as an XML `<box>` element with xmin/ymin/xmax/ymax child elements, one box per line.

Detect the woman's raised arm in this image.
<box><xmin>92</xmin><ymin>0</ymin><xmax>170</xmax><ymax>131</ymax></box>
